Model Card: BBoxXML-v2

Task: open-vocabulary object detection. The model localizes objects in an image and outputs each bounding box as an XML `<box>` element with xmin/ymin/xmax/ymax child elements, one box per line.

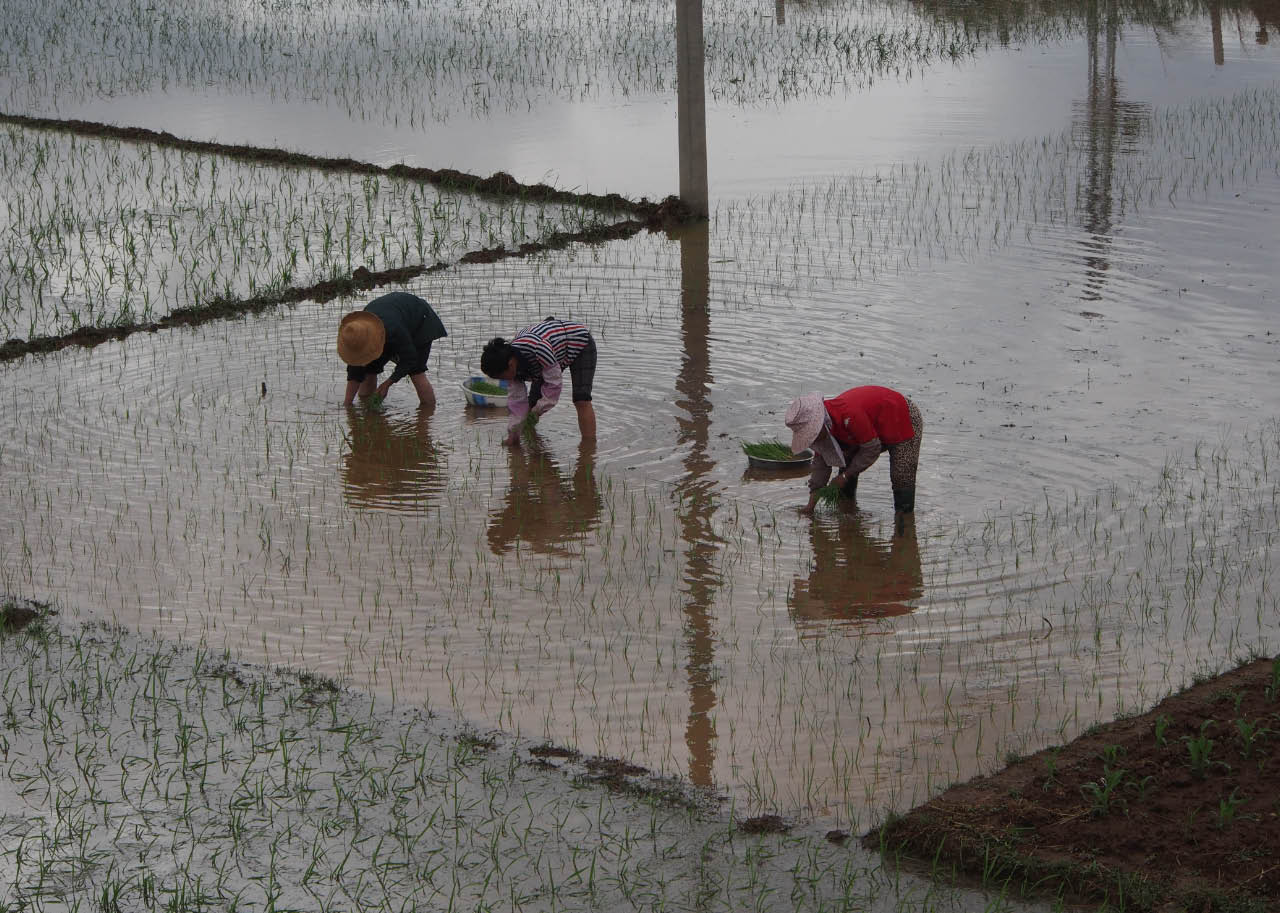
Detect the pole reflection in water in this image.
<box><xmin>671</xmin><ymin>221</ymin><xmax>719</xmax><ymax>789</ymax></box>
<box><xmin>1073</xmin><ymin>0</ymin><xmax>1149</xmax><ymax>301</ymax></box>
<box><xmin>341</xmin><ymin>404</ymin><xmax>445</xmax><ymax>511</ymax></box>
<box><xmin>1211</xmin><ymin>2</ymin><xmax>1226</xmax><ymax>64</ymax></box>
<box><xmin>486</xmin><ymin>436</ymin><xmax>602</xmax><ymax>557</ymax></box>
<box><xmin>787</xmin><ymin>512</ymin><xmax>924</xmax><ymax>637</ymax></box>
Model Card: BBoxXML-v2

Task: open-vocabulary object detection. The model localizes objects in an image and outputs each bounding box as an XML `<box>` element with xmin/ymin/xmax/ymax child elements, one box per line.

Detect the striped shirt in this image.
<box><xmin>507</xmin><ymin>319</ymin><xmax>592</xmax><ymax>430</ymax></box>
<box><xmin>511</xmin><ymin>319</ymin><xmax>591</xmax><ymax>372</ymax></box>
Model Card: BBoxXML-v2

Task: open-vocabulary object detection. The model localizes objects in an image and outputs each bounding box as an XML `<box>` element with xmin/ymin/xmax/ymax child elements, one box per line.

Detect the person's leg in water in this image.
<box><xmin>575</xmin><ymin>401</ymin><xmax>597</xmax><ymax>439</ymax></box>
<box><xmin>888</xmin><ymin>400</ymin><xmax>924</xmax><ymax>514</ymax></box>
<box><xmin>569</xmin><ymin>335</ymin><xmax>598</xmax><ymax>441</ymax></box>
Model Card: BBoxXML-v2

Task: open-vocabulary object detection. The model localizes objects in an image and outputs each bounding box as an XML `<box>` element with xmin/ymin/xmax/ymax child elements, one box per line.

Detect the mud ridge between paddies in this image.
<box><xmin>0</xmin><ymin>112</ymin><xmax>702</xmax><ymax>363</ymax></box>
<box><xmin>0</xmin><ymin>111</ymin><xmax>674</xmax><ymax>216</ymax></box>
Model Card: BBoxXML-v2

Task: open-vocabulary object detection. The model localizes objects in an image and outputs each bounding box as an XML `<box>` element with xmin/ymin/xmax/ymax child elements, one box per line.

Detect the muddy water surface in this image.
<box><xmin>2</xmin><ymin>174</ymin><xmax>1276</xmax><ymax>822</ymax></box>
<box><xmin>1</xmin><ymin>0</ymin><xmax>1278</xmax><ymax>829</ymax></box>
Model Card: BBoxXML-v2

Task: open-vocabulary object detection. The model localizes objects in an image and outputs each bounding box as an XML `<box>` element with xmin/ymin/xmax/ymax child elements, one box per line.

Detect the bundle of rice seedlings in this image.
<box><xmin>466</xmin><ymin>379</ymin><xmax>508</xmax><ymax>396</ymax></box>
<box><xmin>742</xmin><ymin>439</ymin><xmax>805</xmax><ymax>461</ymax></box>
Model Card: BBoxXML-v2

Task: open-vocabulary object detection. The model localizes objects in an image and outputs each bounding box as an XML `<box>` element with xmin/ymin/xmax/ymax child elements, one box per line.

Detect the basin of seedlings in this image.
<box><xmin>742</xmin><ymin>439</ymin><xmax>811</xmax><ymax>470</ymax></box>
<box><xmin>461</xmin><ymin>375</ymin><xmax>510</xmax><ymax>407</ymax></box>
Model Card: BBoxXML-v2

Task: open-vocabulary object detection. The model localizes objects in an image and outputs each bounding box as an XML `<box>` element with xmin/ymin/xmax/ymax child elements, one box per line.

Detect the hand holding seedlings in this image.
<box><xmin>505</xmin><ymin>413</ymin><xmax>538</xmax><ymax>447</ymax></box>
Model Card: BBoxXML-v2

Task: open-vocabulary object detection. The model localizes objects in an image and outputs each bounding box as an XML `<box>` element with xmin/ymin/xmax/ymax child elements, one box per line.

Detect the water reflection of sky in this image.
<box><xmin>3</xmin><ymin>3</ymin><xmax>1277</xmax><ymax>197</ymax></box>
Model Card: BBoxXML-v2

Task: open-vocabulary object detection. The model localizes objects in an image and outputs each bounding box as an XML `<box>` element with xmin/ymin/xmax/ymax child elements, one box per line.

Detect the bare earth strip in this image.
<box><xmin>868</xmin><ymin>657</ymin><xmax>1280</xmax><ymax>913</ymax></box>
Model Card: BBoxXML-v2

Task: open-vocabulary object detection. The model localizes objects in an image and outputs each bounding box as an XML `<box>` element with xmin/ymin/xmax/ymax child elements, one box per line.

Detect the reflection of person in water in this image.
<box><xmin>787</xmin><ymin>512</ymin><xmax>924</xmax><ymax>633</ymax></box>
<box><xmin>1254</xmin><ymin>0</ymin><xmax>1280</xmax><ymax>41</ymax></box>
<box><xmin>341</xmin><ymin>404</ymin><xmax>443</xmax><ymax>511</ymax></box>
<box><xmin>487</xmin><ymin>437</ymin><xmax>603</xmax><ymax>556</ymax></box>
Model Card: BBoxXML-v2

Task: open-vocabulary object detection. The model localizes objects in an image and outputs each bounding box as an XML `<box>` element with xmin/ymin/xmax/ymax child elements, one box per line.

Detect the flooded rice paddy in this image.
<box><xmin>1</xmin><ymin>0</ymin><xmax>1279</xmax><ymax>836</ymax></box>
<box><xmin>4</xmin><ymin>193</ymin><xmax>1278</xmax><ymax>827</ymax></box>
<box><xmin>0</xmin><ymin>124</ymin><xmax>618</xmax><ymax>339</ymax></box>
<box><xmin>2</xmin><ymin>0</ymin><xmax>1278</xmax><ymax>196</ymax></box>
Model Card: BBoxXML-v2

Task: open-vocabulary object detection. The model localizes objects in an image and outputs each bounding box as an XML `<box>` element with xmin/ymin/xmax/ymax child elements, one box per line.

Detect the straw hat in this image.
<box><xmin>337</xmin><ymin>311</ymin><xmax>386</xmax><ymax>365</ymax></box>
<box><xmin>785</xmin><ymin>393</ymin><xmax>826</xmax><ymax>454</ymax></box>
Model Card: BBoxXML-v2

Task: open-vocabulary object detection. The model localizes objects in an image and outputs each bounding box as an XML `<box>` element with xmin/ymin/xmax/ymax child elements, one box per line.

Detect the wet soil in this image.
<box><xmin>868</xmin><ymin>657</ymin><xmax>1280</xmax><ymax>912</ymax></box>
<box><xmin>0</xmin><ymin>598</ymin><xmax>48</xmax><ymax>633</ymax></box>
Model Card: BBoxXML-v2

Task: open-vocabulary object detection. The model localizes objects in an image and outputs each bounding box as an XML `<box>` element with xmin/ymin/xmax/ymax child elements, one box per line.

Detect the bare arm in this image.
<box><xmin>344</xmin><ymin>376</ymin><xmax>379</xmax><ymax>405</ymax></box>
<box><xmin>800</xmin><ymin>452</ymin><xmax>835</xmax><ymax>516</ymax></box>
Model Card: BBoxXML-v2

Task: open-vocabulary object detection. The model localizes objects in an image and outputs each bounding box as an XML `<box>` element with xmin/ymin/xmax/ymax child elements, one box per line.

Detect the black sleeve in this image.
<box><xmin>384</xmin><ymin>324</ymin><xmax>425</xmax><ymax>385</ymax></box>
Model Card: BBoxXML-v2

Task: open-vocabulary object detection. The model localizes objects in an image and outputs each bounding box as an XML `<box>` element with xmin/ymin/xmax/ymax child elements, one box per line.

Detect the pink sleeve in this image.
<box><xmin>532</xmin><ymin>363</ymin><xmax>563</xmax><ymax>414</ymax></box>
<box><xmin>507</xmin><ymin>381</ymin><xmax>529</xmax><ymax>431</ymax></box>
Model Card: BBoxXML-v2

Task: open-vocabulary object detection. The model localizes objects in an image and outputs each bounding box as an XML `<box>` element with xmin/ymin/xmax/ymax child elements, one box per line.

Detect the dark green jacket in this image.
<box><xmin>346</xmin><ymin>293</ymin><xmax>447</xmax><ymax>385</ymax></box>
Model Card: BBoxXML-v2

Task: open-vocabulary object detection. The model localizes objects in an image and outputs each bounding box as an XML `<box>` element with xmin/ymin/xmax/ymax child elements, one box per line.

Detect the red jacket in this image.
<box><xmin>824</xmin><ymin>386</ymin><xmax>914</xmax><ymax>448</ymax></box>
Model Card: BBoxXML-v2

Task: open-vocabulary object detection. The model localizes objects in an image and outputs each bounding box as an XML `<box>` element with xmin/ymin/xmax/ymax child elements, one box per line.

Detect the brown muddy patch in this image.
<box><xmin>737</xmin><ymin>814</ymin><xmax>792</xmax><ymax>835</ymax></box>
<box><xmin>869</xmin><ymin>657</ymin><xmax>1280</xmax><ymax>912</ymax></box>
<box><xmin>0</xmin><ymin>598</ymin><xmax>48</xmax><ymax>634</ymax></box>
<box><xmin>528</xmin><ymin>743</ymin><xmax>581</xmax><ymax>760</ymax></box>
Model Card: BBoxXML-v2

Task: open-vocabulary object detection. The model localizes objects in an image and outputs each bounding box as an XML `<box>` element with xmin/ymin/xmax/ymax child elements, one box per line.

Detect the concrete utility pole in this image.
<box><xmin>675</xmin><ymin>0</ymin><xmax>709</xmax><ymax>218</ymax></box>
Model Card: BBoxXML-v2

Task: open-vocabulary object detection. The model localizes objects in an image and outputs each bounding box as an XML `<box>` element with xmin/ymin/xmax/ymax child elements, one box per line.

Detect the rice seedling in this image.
<box><xmin>716</xmin><ymin>85</ymin><xmax>1280</xmax><ymax>291</ymax></box>
<box><xmin>5</xmin><ymin>0</ymin><xmax>1262</xmax><ymax>138</ymax></box>
<box><xmin>2</xmin><ymin>271</ymin><xmax>1278</xmax><ymax>843</ymax></box>
<box><xmin>0</xmin><ymin>0</ymin><xmax>996</xmax><ymax>131</ymax></box>
<box><xmin>0</xmin><ymin>14</ymin><xmax>1276</xmax><ymax>860</ymax></box>
<box><xmin>814</xmin><ymin>484</ymin><xmax>843</xmax><ymax>506</ymax></box>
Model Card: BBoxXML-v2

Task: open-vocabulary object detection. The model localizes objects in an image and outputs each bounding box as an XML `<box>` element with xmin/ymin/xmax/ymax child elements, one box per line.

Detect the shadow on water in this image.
<box><xmin>788</xmin><ymin>512</ymin><xmax>924</xmax><ymax>636</ymax></box>
<box><xmin>487</xmin><ymin>437</ymin><xmax>603</xmax><ymax>557</ymax></box>
<box><xmin>341</xmin><ymin>404</ymin><xmax>445</xmax><ymax>511</ymax></box>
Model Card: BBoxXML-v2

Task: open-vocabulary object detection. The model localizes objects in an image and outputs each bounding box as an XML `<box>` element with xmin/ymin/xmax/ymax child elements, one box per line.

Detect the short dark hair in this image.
<box><xmin>480</xmin><ymin>337</ymin><xmax>513</xmax><ymax>378</ymax></box>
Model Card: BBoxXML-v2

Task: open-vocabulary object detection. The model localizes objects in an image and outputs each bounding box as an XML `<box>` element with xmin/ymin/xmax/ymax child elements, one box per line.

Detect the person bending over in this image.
<box><xmin>785</xmin><ymin>385</ymin><xmax>923</xmax><ymax>516</ymax></box>
<box><xmin>480</xmin><ymin>318</ymin><xmax>597</xmax><ymax>445</ymax></box>
<box><xmin>337</xmin><ymin>292</ymin><xmax>447</xmax><ymax>406</ymax></box>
